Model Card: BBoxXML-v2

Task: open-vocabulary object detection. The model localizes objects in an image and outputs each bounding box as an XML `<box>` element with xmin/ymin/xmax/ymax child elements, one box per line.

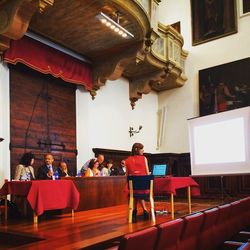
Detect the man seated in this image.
<box><xmin>58</xmin><ymin>161</ymin><xmax>70</xmax><ymax>177</ymax></box>
<box><xmin>115</xmin><ymin>160</ymin><xmax>126</xmax><ymax>176</ymax></box>
<box><xmin>37</xmin><ymin>153</ymin><xmax>59</xmax><ymax>180</ymax></box>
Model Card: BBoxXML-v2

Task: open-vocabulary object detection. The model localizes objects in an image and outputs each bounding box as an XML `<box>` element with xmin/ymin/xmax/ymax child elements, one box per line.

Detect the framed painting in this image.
<box><xmin>191</xmin><ymin>0</ymin><xmax>237</xmax><ymax>45</ymax></box>
<box><xmin>239</xmin><ymin>0</ymin><xmax>250</xmax><ymax>17</ymax></box>
<box><xmin>199</xmin><ymin>58</ymin><xmax>250</xmax><ymax>116</ymax></box>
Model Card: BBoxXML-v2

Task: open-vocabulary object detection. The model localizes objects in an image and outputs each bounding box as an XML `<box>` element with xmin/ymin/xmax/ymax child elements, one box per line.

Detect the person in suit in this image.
<box><xmin>116</xmin><ymin>160</ymin><xmax>126</xmax><ymax>176</ymax></box>
<box><xmin>37</xmin><ymin>153</ymin><xmax>59</xmax><ymax>180</ymax></box>
<box><xmin>58</xmin><ymin>161</ymin><xmax>70</xmax><ymax>177</ymax></box>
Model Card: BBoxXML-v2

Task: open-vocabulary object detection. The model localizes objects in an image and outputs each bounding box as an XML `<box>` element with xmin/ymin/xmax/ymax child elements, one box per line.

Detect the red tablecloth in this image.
<box><xmin>0</xmin><ymin>180</ymin><xmax>79</xmax><ymax>216</ymax></box>
<box><xmin>154</xmin><ymin>176</ymin><xmax>200</xmax><ymax>196</ymax></box>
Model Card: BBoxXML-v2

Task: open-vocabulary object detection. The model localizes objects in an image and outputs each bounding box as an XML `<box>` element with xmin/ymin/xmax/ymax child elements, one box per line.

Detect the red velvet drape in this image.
<box><xmin>4</xmin><ymin>36</ymin><xmax>93</xmax><ymax>89</ymax></box>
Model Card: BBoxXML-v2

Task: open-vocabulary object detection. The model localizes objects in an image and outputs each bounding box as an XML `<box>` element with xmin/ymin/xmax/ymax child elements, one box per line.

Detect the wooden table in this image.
<box><xmin>154</xmin><ymin>176</ymin><xmax>200</xmax><ymax>219</ymax></box>
<box><xmin>0</xmin><ymin>180</ymin><xmax>79</xmax><ymax>223</ymax></box>
<box><xmin>64</xmin><ymin>176</ymin><xmax>127</xmax><ymax>211</ymax></box>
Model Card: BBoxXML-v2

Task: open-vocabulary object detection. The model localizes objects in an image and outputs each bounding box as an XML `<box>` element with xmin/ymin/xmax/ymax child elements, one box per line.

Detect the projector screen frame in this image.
<box><xmin>188</xmin><ymin>106</ymin><xmax>250</xmax><ymax>176</ymax></box>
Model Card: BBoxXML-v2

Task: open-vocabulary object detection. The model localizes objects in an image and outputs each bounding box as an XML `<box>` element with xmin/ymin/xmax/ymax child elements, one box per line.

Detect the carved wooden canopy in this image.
<box><xmin>0</xmin><ymin>0</ymin><xmax>188</xmax><ymax>108</ymax></box>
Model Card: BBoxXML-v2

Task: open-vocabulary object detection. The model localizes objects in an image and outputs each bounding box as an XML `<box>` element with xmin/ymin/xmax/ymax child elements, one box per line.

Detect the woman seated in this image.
<box><xmin>100</xmin><ymin>159</ymin><xmax>114</xmax><ymax>176</ymax></box>
<box><xmin>14</xmin><ymin>152</ymin><xmax>35</xmax><ymax>181</ymax></box>
<box><xmin>13</xmin><ymin>152</ymin><xmax>35</xmax><ymax>217</ymax></box>
<box><xmin>85</xmin><ymin>159</ymin><xmax>101</xmax><ymax>177</ymax></box>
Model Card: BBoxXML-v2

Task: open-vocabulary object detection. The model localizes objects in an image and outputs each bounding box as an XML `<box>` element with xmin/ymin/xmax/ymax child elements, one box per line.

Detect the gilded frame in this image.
<box><xmin>199</xmin><ymin>58</ymin><xmax>250</xmax><ymax>116</ymax></box>
<box><xmin>191</xmin><ymin>0</ymin><xmax>237</xmax><ymax>45</ymax></box>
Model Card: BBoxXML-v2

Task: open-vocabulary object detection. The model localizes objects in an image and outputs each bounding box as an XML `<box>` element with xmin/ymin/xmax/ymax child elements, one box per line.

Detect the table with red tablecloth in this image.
<box><xmin>154</xmin><ymin>176</ymin><xmax>200</xmax><ymax>219</ymax></box>
<box><xmin>0</xmin><ymin>180</ymin><xmax>80</xmax><ymax>223</ymax></box>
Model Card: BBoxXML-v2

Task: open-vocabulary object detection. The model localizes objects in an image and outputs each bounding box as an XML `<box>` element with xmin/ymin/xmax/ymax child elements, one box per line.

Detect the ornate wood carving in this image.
<box><xmin>92</xmin><ymin>42</ymin><xmax>144</xmax><ymax>90</ymax></box>
<box><xmin>1</xmin><ymin>0</ymin><xmax>188</xmax><ymax>108</ymax></box>
<box><xmin>90</xmin><ymin>0</ymin><xmax>152</xmax><ymax>98</ymax></box>
<box><xmin>125</xmin><ymin>23</ymin><xmax>188</xmax><ymax>109</ymax></box>
<box><xmin>39</xmin><ymin>0</ymin><xmax>54</xmax><ymax>13</ymax></box>
<box><xmin>0</xmin><ymin>0</ymin><xmax>53</xmax><ymax>54</ymax></box>
<box><xmin>128</xmin><ymin>69</ymin><xmax>165</xmax><ymax>109</ymax></box>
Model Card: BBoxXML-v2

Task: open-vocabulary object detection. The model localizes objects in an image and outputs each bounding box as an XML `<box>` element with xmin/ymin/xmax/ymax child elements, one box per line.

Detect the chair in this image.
<box><xmin>240</xmin><ymin>197</ymin><xmax>250</xmax><ymax>230</ymax></box>
<box><xmin>223</xmin><ymin>239</ymin><xmax>250</xmax><ymax>250</ymax></box>
<box><xmin>214</xmin><ymin>203</ymin><xmax>232</xmax><ymax>247</ymax></box>
<box><xmin>118</xmin><ymin>226</ymin><xmax>158</xmax><ymax>250</ymax></box>
<box><xmin>230</xmin><ymin>200</ymin><xmax>250</xmax><ymax>243</ymax></box>
<box><xmin>0</xmin><ymin>189</ymin><xmax>8</xmax><ymax>221</ymax></box>
<box><xmin>127</xmin><ymin>175</ymin><xmax>155</xmax><ymax>223</ymax></box>
<box><xmin>229</xmin><ymin>200</ymin><xmax>246</xmax><ymax>239</ymax></box>
<box><xmin>238</xmin><ymin>242</ymin><xmax>250</xmax><ymax>250</ymax></box>
<box><xmin>198</xmin><ymin>207</ymin><xmax>219</xmax><ymax>250</ymax></box>
<box><xmin>154</xmin><ymin>218</ymin><xmax>184</xmax><ymax>250</ymax></box>
<box><xmin>178</xmin><ymin>212</ymin><xmax>204</xmax><ymax>250</ymax></box>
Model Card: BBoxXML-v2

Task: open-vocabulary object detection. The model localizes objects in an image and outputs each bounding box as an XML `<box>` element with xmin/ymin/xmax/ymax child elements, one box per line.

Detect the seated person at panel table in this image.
<box><xmin>37</xmin><ymin>153</ymin><xmax>59</xmax><ymax>180</ymax></box>
<box><xmin>58</xmin><ymin>161</ymin><xmax>70</xmax><ymax>177</ymax></box>
<box><xmin>115</xmin><ymin>160</ymin><xmax>126</xmax><ymax>176</ymax></box>
<box><xmin>100</xmin><ymin>159</ymin><xmax>116</xmax><ymax>176</ymax></box>
<box><xmin>13</xmin><ymin>152</ymin><xmax>35</xmax><ymax>217</ymax></box>
<box><xmin>85</xmin><ymin>159</ymin><xmax>101</xmax><ymax>177</ymax></box>
<box><xmin>125</xmin><ymin>142</ymin><xmax>150</xmax><ymax>222</ymax></box>
<box><xmin>14</xmin><ymin>152</ymin><xmax>36</xmax><ymax>181</ymax></box>
<box><xmin>80</xmin><ymin>154</ymin><xmax>104</xmax><ymax>176</ymax></box>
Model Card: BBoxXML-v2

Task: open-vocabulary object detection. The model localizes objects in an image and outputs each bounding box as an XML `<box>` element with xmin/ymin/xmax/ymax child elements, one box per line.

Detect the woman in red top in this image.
<box><xmin>125</xmin><ymin>142</ymin><xmax>150</xmax><ymax>222</ymax></box>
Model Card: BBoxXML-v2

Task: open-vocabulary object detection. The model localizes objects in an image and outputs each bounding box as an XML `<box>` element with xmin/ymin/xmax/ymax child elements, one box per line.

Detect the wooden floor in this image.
<box><xmin>0</xmin><ymin>198</ymin><xmax>225</xmax><ymax>250</ymax></box>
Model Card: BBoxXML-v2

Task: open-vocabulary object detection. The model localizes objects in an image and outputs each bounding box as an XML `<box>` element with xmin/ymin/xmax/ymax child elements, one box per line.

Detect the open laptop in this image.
<box><xmin>152</xmin><ymin>164</ymin><xmax>167</xmax><ymax>177</ymax></box>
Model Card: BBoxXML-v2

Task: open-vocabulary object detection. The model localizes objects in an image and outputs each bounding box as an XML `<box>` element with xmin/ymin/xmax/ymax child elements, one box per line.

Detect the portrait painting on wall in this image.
<box><xmin>191</xmin><ymin>0</ymin><xmax>237</xmax><ymax>45</ymax></box>
<box><xmin>239</xmin><ymin>0</ymin><xmax>250</xmax><ymax>17</ymax></box>
<box><xmin>199</xmin><ymin>57</ymin><xmax>250</xmax><ymax>116</ymax></box>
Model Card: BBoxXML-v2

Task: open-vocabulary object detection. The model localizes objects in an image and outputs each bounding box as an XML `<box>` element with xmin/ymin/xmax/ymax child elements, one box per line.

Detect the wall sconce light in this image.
<box><xmin>96</xmin><ymin>11</ymin><xmax>134</xmax><ymax>39</ymax></box>
<box><xmin>129</xmin><ymin>125</ymin><xmax>142</xmax><ymax>137</ymax></box>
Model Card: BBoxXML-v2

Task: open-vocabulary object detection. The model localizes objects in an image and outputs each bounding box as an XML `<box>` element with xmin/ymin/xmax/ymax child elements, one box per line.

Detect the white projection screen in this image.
<box><xmin>188</xmin><ymin>106</ymin><xmax>250</xmax><ymax>176</ymax></box>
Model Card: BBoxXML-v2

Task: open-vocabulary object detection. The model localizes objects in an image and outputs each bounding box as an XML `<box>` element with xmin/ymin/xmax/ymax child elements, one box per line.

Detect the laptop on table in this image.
<box><xmin>152</xmin><ymin>164</ymin><xmax>167</xmax><ymax>177</ymax></box>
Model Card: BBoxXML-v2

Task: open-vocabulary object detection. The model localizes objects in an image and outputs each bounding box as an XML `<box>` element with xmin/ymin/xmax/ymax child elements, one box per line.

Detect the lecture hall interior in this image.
<box><xmin>0</xmin><ymin>0</ymin><xmax>250</xmax><ymax>249</ymax></box>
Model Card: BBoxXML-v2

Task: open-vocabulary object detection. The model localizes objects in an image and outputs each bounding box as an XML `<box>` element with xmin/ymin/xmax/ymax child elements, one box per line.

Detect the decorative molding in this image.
<box><xmin>89</xmin><ymin>0</ymin><xmax>152</xmax><ymax>98</ymax></box>
<box><xmin>39</xmin><ymin>0</ymin><xmax>54</xmax><ymax>13</ymax></box>
<box><xmin>113</xmin><ymin>0</ymin><xmax>151</xmax><ymax>39</ymax></box>
<box><xmin>0</xmin><ymin>0</ymin><xmax>54</xmax><ymax>54</ymax></box>
<box><xmin>92</xmin><ymin>42</ymin><xmax>144</xmax><ymax>91</ymax></box>
<box><xmin>0</xmin><ymin>0</ymin><xmax>188</xmax><ymax>109</ymax></box>
<box><xmin>125</xmin><ymin>22</ymin><xmax>188</xmax><ymax>108</ymax></box>
<box><xmin>129</xmin><ymin>69</ymin><xmax>166</xmax><ymax>109</ymax></box>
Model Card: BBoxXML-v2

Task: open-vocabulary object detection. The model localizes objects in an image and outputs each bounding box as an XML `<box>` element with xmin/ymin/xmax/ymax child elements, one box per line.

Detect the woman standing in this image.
<box><xmin>125</xmin><ymin>142</ymin><xmax>150</xmax><ymax>222</ymax></box>
<box><xmin>14</xmin><ymin>152</ymin><xmax>35</xmax><ymax>180</ymax></box>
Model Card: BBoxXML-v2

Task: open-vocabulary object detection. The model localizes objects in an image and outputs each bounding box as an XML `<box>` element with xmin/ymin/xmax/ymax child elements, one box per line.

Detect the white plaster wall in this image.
<box><xmin>76</xmin><ymin>77</ymin><xmax>158</xmax><ymax>172</ymax></box>
<box><xmin>157</xmin><ymin>0</ymin><xmax>250</xmax><ymax>153</ymax></box>
<box><xmin>0</xmin><ymin>62</ymin><xmax>10</xmax><ymax>186</ymax></box>
<box><xmin>1</xmin><ymin>0</ymin><xmax>249</xmax><ymax>177</ymax></box>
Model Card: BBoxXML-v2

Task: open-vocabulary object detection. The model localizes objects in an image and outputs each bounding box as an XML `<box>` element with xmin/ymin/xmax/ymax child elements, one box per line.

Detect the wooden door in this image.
<box><xmin>9</xmin><ymin>63</ymin><xmax>77</xmax><ymax>178</ymax></box>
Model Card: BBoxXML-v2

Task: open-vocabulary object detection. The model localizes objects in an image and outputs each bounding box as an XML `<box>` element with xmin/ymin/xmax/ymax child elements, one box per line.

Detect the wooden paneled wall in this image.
<box><xmin>64</xmin><ymin>176</ymin><xmax>127</xmax><ymax>211</ymax></box>
<box><xmin>9</xmin><ymin>64</ymin><xmax>77</xmax><ymax>178</ymax></box>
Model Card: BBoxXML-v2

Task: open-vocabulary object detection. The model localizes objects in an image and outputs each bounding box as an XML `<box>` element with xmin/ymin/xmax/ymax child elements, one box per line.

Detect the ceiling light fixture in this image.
<box><xmin>96</xmin><ymin>12</ymin><xmax>134</xmax><ymax>39</ymax></box>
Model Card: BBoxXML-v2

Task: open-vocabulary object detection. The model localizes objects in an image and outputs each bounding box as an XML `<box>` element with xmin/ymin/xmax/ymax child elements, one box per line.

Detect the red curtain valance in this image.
<box><xmin>4</xmin><ymin>36</ymin><xmax>93</xmax><ymax>90</ymax></box>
